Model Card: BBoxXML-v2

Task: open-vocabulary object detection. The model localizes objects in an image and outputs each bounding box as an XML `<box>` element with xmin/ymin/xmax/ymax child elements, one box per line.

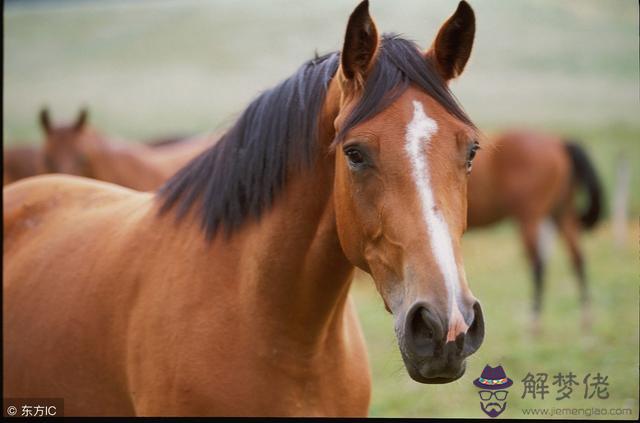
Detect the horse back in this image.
<box><xmin>494</xmin><ymin>131</ymin><xmax>572</xmax><ymax>214</ymax></box>
<box><xmin>4</xmin><ymin>174</ymin><xmax>144</xmax><ymax>248</ymax></box>
<box><xmin>467</xmin><ymin>131</ymin><xmax>571</xmax><ymax>226</ymax></box>
<box><xmin>3</xmin><ymin>174</ymin><xmax>154</xmax><ymax>414</ymax></box>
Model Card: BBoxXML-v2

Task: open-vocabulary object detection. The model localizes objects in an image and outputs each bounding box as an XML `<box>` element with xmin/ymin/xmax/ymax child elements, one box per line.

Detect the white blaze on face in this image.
<box><xmin>405</xmin><ymin>100</ymin><xmax>467</xmax><ymax>341</ymax></box>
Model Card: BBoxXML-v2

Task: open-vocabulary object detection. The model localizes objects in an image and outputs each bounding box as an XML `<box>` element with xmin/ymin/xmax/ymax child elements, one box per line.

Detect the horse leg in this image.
<box><xmin>519</xmin><ymin>218</ymin><xmax>545</xmax><ymax>335</ymax></box>
<box><xmin>558</xmin><ymin>212</ymin><xmax>591</xmax><ymax>331</ymax></box>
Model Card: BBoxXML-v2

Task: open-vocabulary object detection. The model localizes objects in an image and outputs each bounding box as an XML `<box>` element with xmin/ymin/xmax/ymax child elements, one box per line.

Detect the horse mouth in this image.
<box><xmin>405</xmin><ymin>358</ymin><xmax>467</xmax><ymax>384</ymax></box>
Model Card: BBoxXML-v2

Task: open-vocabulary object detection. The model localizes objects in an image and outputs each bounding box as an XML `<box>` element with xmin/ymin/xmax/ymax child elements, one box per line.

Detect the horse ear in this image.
<box><xmin>74</xmin><ymin>107</ymin><xmax>89</xmax><ymax>132</ymax></box>
<box><xmin>39</xmin><ymin>107</ymin><xmax>52</xmax><ymax>135</ymax></box>
<box><xmin>427</xmin><ymin>1</ymin><xmax>475</xmax><ymax>82</ymax></box>
<box><xmin>340</xmin><ymin>0</ymin><xmax>379</xmax><ymax>88</ymax></box>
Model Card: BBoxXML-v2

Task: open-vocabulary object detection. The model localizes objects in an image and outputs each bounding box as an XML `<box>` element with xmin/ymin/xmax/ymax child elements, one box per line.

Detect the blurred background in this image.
<box><xmin>4</xmin><ymin>0</ymin><xmax>639</xmax><ymax>418</ymax></box>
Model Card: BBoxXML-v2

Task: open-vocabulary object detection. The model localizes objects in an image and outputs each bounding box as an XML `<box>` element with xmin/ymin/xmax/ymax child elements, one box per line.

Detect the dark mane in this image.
<box><xmin>158</xmin><ymin>34</ymin><xmax>474</xmax><ymax>239</ymax></box>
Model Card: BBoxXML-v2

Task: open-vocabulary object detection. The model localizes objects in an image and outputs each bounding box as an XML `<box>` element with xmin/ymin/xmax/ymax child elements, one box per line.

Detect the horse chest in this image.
<box><xmin>126</xmin><ymin>296</ymin><xmax>371</xmax><ymax>416</ymax></box>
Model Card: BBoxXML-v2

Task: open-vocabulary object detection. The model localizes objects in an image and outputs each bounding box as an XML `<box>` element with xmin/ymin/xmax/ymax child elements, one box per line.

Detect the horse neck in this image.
<box><xmin>183</xmin><ymin>78</ymin><xmax>354</xmax><ymax>350</ymax></box>
<box><xmin>245</xmin><ymin>79</ymin><xmax>352</xmax><ymax>347</ymax></box>
<box><xmin>255</xmin><ymin>172</ymin><xmax>353</xmax><ymax>335</ymax></box>
<box><xmin>85</xmin><ymin>135</ymin><xmax>166</xmax><ymax>190</ymax></box>
<box><xmin>146</xmin><ymin>133</ymin><xmax>219</xmax><ymax>171</ymax></box>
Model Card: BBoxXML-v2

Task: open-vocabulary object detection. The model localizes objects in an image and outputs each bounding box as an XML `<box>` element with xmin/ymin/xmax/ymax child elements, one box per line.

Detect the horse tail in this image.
<box><xmin>564</xmin><ymin>140</ymin><xmax>603</xmax><ymax>230</ymax></box>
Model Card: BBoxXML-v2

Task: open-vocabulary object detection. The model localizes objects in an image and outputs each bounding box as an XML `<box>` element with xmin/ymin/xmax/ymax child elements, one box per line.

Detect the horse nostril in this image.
<box><xmin>415</xmin><ymin>309</ymin><xmax>434</xmax><ymax>341</ymax></box>
<box><xmin>455</xmin><ymin>332</ymin><xmax>465</xmax><ymax>352</ymax></box>
<box><xmin>462</xmin><ymin>301</ymin><xmax>485</xmax><ymax>357</ymax></box>
<box><xmin>408</xmin><ymin>304</ymin><xmax>443</xmax><ymax>356</ymax></box>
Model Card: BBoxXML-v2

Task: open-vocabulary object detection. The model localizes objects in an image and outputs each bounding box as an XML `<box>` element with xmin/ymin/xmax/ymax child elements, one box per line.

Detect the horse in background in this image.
<box><xmin>3</xmin><ymin>111</ymin><xmax>198</xmax><ymax>187</ymax></box>
<box><xmin>5</xmin><ymin>1</ymin><xmax>484</xmax><ymax>415</ymax></box>
<box><xmin>3</xmin><ymin>145</ymin><xmax>45</xmax><ymax>185</ymax></box>
<box><xmin>467</xmin><ymin>130</ymin><xmax>602</xmax><ymax>332</ymax></box>
<box><xmin>39</xmin><ymin>107</ymin><xmax>218</xmax><ymax>190</ymax></box>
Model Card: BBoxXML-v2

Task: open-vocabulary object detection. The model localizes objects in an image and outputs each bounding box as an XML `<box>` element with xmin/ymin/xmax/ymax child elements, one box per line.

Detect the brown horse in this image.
<box><xmin>5</xmin><ymin>1</ymin><xmax>484</xmax><ymax>416</ymax></box>
<box><xmin>3</xmin><ymin>110</ymin><xmax>210</xmax><ymax>188</ymax></box>
<box><xmin>3</xmin><ymin>145</ymin><xmax>45</xmax><ymax>185</ymax></box>
<box><xmin>39</xmin><ymin>107</ymin><xmax>217</xmax><ymax>190</ymax></box>
<box><xmin>467</xmin><ymin>130</ymin><xmax>602</xmax><ymax>331</ymax></box>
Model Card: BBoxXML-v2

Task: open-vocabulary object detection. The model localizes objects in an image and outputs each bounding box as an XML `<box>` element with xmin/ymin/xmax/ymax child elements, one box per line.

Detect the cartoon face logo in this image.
<box><xmin>473</xmin><ymin>365</ymin><xmax>513</xmax><ymax>418</ymax></box>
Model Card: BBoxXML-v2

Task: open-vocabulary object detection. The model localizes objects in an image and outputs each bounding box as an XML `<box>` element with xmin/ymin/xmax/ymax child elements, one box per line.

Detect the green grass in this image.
<box><xmin>4</xmin><ymin>0</ymin><xmax>639</xmax><ymax>418</ymax></box>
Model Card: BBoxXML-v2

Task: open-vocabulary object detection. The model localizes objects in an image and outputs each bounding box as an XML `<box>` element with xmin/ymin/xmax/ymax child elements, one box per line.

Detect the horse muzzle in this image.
<box><xmin>396</xmin><ymin>300</ymin><xmax>485</xmax><ymax>383</ymax></box>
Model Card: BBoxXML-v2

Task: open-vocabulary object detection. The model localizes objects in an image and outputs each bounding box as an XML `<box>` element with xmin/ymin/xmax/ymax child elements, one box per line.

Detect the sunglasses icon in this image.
<box><xmin>478</xmin><ymin>390</ymin><xmax>508</xmax><ymax>401</ymax></box>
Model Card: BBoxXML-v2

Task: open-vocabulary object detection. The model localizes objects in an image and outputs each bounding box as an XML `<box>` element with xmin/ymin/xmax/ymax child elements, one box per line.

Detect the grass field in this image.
<box><xmin>4</xmin><ymin>0</ymin><xmax>639</xmax><ymax>418</ymax></box>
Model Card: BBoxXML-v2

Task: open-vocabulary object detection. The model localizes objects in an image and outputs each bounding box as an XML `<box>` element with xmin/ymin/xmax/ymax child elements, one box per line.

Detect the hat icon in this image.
<box><xmin>473</xmin><ymin>365</ymin><xmax>513</xmax><ymax>390</ymax></box>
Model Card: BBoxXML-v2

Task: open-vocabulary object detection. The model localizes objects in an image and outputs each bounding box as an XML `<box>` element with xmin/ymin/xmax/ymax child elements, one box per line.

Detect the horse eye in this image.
<box><xmin>466</xmin><ymin>142</ymin><xmax>479</xmax><ymax>174</ymax></box>
<box><xmin>344</xmin><ymin>147</ymin><xmax>366</xmax><ymax>167</ymax></box>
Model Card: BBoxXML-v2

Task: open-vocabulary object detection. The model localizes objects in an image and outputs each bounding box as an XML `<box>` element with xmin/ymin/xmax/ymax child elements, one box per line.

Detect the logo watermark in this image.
<box><xmin>521</xmin><ymin>406</ymin><xmax>633</xmax><ymax>417</ymax></box>
<box><xmin>473</xmin><ymin>364</ymin><xmax>513</xmax><ymax>418</ymax></box>
<box><xmin>3</xmin><ymin>398</ymin><xmax>63</xmax><ymax>418</ymax></box>
<box><xmin>472</xmin><ymin>365</ymin><xmax>635</xmax><ymax>419</ymax></box>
